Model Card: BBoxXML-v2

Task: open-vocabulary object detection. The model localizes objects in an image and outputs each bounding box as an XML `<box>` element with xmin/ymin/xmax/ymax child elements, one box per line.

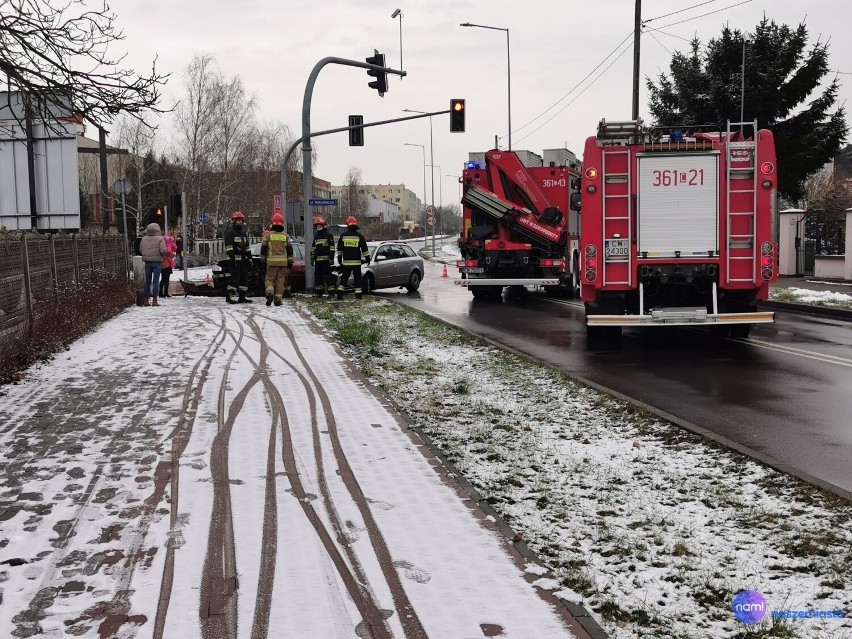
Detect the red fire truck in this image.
<box><xmin>578</xmin><ymin>119</ymin><xmax>778</xmax><ymax>338</ymax></box>
<box><xmin>456</xmin><ymin>149</ymin><xmax>581</xmax><ymax>298</ymax></box>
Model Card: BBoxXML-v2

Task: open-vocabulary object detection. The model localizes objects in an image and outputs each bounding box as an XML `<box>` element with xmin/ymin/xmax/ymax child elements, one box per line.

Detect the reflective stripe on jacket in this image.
<box><xmin>311</xmin><ymin>229</ymin><xmax>336</xmax><ymax>262</ymax></box>
<box><xmin>337</xmin><ymin>229</ymin><xmax>368</xmax><ymax>266</ymax></box>
<box><xmin>225</xmin><ymin>227</ymin><xmax>250</xmax><ymax>261</ymax></box>
<box><xmin>262</xmin><ymin>230</ymin><xmax>294</xmax><ymax>266</ymax></box>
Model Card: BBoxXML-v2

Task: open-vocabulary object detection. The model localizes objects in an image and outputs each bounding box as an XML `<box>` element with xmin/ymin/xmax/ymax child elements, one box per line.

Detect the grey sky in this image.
<box><xmin>101</xmin><ymin>0</ymin><xmax>850</xmax><ymax>209</ymax></box>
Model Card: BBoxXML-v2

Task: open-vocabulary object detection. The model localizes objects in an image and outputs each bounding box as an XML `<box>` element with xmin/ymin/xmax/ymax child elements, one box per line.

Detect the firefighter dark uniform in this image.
<box><xmin>310</xmin><ymin>217</ymin><xmax>336</xmax><ymax>296</ymax></box>
<box><xmin>225</xmin><ymin>211</ymin><xmax>251</xmax><ymax>303</ymax></box>
<box><xmin>336</xmin><ymin>216</ymin><xmax>369</xmax><ymax>300</ymax></box>
<box><xmin>261</xmin><ymin>213</ymin><xmax>293</xmax><ymax>305</ymax></box>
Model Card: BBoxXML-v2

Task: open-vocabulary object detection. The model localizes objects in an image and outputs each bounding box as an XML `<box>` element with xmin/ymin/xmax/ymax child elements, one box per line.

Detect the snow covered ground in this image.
<box><xmin>0</xmin><ymin>298</ymin><xmax>585</xmax><ymax>639</ymax></box>
<box><xmin>770</xmin><ymin>286</ymin><xmax>852</xmax><ymax>310</ymax></box>
<box><xmin>303</xmin><ymin>288</ymin><xmax>852</xmax><ymax>638</ymax></box>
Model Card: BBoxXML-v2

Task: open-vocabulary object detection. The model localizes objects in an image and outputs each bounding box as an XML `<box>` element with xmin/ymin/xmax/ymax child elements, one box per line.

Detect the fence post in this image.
<box><xmin>72</xmin><ymin>235</ymin><xmax>80</xmax><ymax>284</ymax></box>
<box><xmin>89</xmin><ymin>238</ymin><xmax>95</xmax><ymax>280</ymax></box>
<box><xmin>48</xmin><ymin>234</ymin><xmax>58</xmax><ymax>298</ymax></box>
<box><xmin>21</xmin><ymin>236</ymin><xmax>34</xmax><ymax>330</ymax></box>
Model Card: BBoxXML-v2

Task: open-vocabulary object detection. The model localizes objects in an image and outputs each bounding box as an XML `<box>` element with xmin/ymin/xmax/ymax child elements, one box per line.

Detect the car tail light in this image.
<box><xmin>761</xmin><ymin>241</ymin><xmax>774</xmax><ymax>280</ymax></box>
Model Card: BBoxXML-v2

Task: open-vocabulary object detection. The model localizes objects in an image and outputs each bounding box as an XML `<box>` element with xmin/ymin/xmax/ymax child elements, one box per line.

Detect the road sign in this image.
<box><xmin>425</xmin><ymin>205</ymin><xmax>436</xmax><ymax>215</ymax></box>
<box><xmin>198</xmin><ymin>214</ymin><xmax>208</xmax><ymax>224</ymax></box>
<box><xmin>273</xmin><ymin>195</ymin><xmax>282</xmax><ymax>213</ymax></box>
<box><xmin>426</xmin><ymin>216</ymin><xmax>436</xmax><ymax>226</ymax></box>
<box><xmin>113</xmin><ymin>179</ymin><xmax>131</xmax><ymax>196</ymax></box>
<box><xmin>309</xmin><ymin>198</ymin><xmax>338</xmax><ymax>206</ymax></box>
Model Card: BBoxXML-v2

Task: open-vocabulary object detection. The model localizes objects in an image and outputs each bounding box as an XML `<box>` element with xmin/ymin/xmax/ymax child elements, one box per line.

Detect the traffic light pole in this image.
<box><xmin>298</xmin><ymin>56</ymin><xmax>407</xmax><ymax>293</ymax></box>
<box><xmin>279</xmin><ymin>108</ymin><xmax>445</xmax><ymax>278</ymax></box>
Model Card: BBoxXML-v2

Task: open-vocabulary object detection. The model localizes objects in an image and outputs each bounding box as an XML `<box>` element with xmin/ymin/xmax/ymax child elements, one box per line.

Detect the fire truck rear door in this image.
<box><xmin>636</xmin><ymin>153</ymin><xmax>719</xmax><ymax>257</ymax></box>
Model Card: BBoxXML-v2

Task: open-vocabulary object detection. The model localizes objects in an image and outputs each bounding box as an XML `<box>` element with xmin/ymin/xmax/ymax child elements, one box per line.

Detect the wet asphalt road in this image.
<box><xmin>384</xmin><ymin>260</ymin><xmax>852</xmax><ymax>496</ymax></box>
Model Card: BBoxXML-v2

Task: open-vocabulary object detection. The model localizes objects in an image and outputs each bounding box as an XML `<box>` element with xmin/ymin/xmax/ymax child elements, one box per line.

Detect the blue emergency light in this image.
<box><xmin>465</xmin><ymin>161</ymin><xmax>479</xmax><ymax>170</ymax></box>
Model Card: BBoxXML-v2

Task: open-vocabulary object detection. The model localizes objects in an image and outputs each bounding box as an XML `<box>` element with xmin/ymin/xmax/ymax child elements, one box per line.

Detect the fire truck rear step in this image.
<box><xmin>586</xmin><ymin>310</ymin><xmax>775</xmax><ymax>326</ymax></box>
<box><xmin>454</xmin><ymin>278</ymin><xmax>561</xmax><ymax>287</ymax></box>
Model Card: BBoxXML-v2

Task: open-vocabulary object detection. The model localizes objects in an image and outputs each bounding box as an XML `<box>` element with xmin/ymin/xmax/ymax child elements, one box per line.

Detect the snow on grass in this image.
<box><xmin>770</xmin><ymin>287</ymin><xmax>852</xmax><ymax>311</ymax></box>
<box><xmin>302</xmin><ymin>297</ymin><xmax>852</xmax><ymax>639</ymax></box>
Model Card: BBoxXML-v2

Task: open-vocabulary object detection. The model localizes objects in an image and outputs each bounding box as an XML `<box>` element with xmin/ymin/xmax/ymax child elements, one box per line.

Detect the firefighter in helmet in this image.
<box><xmin>310</xmin><ymin>217</ymin><xmax>336</xmax><ymax>296</ymax></box>
<box><xmin>224</xmin><ymin>211</ymin><xmax>251</xmax><ymax>303</ymax></box>
<box><xmin>336</xmin><ymin>216</ymin><xmax>369</xmax><ymax>300</ymax></box>
<box><xmin>261</xmin><ymin>213</ymin><xmax>293</xmax><ymax>305</ymax></box>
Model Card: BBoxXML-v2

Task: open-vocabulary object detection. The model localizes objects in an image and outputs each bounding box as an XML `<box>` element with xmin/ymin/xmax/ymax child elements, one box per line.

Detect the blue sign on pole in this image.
<box><xmin>308</xmin><ymin>198</ymin><xmax>338</xmax><ymax>206</ymax></box>
<box><xmin>198</xmin><ymin>214</ymin><xmax>209</xmax><ymax>223</ymax></box>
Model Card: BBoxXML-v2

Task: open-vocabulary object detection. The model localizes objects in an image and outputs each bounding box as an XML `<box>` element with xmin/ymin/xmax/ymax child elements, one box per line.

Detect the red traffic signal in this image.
<box><xmin>450</xmin><ymin>99</ymin><xmax>465</xmax><ymax>132</ymax></box>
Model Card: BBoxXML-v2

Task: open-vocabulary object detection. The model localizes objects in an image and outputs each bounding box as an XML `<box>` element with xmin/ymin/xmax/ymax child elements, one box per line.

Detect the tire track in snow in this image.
<box><xmin>153</xmin><ymin>314</ymin><xmax>229</xmax><ymax>639</ymax></box>
<box><xmin>265</xmin><ymin>313</ymin><xmax>429</xmax><ymax>638</ymax></box>
<box><xmin>243</xmin><ymin>316</ymin><xmax>392</xmax><ymax>639</ymax></box>
<box><xmin>199</xmin><ymin>316</ymin><xmax>252</xmax><ymax>639</ymax></box>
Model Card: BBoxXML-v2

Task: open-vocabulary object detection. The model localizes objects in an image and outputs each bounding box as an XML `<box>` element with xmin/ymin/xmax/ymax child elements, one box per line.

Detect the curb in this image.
<box><xmin>760</xmin><ymin>299</ymin><xmax>852</xmax><ymax>321</ymax></box>
<box><xmin>384</xmin><ymin>300</ymin><xmax>852</xmax><ymax>500</ymax></box>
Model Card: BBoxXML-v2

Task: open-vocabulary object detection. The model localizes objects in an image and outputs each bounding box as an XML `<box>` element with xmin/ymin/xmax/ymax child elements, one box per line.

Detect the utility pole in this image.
<box><xmin>632</xmin><ymin>0</ymin><xmax>642</xmax><ymax>120</ymax></box>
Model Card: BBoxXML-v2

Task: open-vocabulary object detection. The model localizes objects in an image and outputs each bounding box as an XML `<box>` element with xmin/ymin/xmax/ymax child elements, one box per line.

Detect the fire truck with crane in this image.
<box><xmin>576</xmin><ymin>118</ymin><xmax>778</xmax><ymax>339</ymax></box>
<box><xmin>455</xmin><ymin>149</ymin><xmax>582</xmax><ymax>298</ymax></box>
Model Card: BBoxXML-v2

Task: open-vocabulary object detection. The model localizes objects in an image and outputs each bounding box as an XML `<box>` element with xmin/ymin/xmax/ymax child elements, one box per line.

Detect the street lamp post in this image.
<box><xmin>403</xmin><ymin>108</ymin><xmax>436</xmax><ymax>255</ymax></box>
<box><xmin>427</xmin><ymin>164</ymin><xmax>442</xmax><ymax>235</ymax></box>
<box><xmin>446</xmin><ymin>174</ymin><xmax>461</xmax><ymax>235</ymax></box>
<box><xmin>403</xmin><ymin>142</ymin><xmax>428</xmax><ymax>250</ymax></box>
<box><xmin>460</xmin><ymin>21</ymin><xmax>511</xmax><ymax>150</ymax></box>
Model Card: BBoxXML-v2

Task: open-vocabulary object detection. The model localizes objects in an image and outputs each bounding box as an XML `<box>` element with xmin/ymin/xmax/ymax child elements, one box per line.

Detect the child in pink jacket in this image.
<box><xmin>159</xmin><ymin>235</ymin><xmax>178</xmax><ymax>297</ymax></box>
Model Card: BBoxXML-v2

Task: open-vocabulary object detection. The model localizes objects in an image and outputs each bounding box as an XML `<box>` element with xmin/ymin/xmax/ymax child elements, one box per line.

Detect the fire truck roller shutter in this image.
<box><xmin>637</xmin><ymin>153</ymin><xmax>719</xmax><ymax>257</ymax></box>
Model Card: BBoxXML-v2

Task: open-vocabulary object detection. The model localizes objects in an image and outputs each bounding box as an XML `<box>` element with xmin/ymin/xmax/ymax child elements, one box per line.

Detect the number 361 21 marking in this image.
<box><xmin>652</xmin><ymin>169</ymin><xmax>704</xmax><ymax>187</ymax></box>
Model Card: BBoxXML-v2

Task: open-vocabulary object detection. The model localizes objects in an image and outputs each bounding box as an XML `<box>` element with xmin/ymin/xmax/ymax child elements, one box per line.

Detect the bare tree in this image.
<box><xmin>174</xmin><ymin>53</ymin><xmax>221</xmax><ymax>241</ymax></box>
<box><xmin>0</xmin><ymin>0</ymin><xmax>167</xmax><ymax>125</ymax></box>
<box><xmin>208</xmin><ymin>75</ymin><xmax>257</xmax><ymax>230</ymax></box>
<box><xmin>113</xmin><ymin>115</ymin><xmax>156</xmax><ymax>232</ymax></box>
<box><xmin>340</xmin><ymin>166</ymin><xmax>368</xmax><ymax>219</ymax></box>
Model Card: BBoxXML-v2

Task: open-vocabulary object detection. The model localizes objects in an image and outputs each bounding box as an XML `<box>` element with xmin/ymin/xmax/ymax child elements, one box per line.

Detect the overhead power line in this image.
<box><xmin>655</xmin><ymin>0</ymin><xmax>753</xmax><ymax>30</ymax></box>
<box><xmin>508</xmin><ymin>31</ymin><xmax>634</xmax><ymax>140</ymax></box>
<box><xmin>645</xmin><ymin>0</ymin><xmax>719</xmax><ymax>23</ymax></box>
<box><xmin>513</xmin><ymin>36</ymin><xmax>635</xmax><ymax>146</ymax></box>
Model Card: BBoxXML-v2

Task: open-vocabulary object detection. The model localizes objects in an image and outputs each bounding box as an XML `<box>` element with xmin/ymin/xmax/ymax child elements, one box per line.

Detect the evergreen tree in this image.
<box><xmin>646</xmin><ymin>18</ymin><xmax>847</xmax><ymax>201</ymax></box>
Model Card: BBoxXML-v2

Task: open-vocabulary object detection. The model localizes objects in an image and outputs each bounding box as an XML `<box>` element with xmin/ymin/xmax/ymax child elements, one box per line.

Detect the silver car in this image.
<box><xmin>362</xmin><ymin>241</ymin><xmax>424</xmax><ymax>294</ymax></box>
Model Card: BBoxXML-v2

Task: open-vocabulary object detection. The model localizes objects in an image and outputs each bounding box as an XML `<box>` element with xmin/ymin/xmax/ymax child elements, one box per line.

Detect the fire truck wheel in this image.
<box><xmin>586</xmin><ymin>325</ymin><xmax>622</xmax><ymax>341</ymax></box>
<box><xmin>729</xmin><ymin>324</ymin><xmax>752</xmax><ymax>338</ymax></box>
<box><xmin>571</xmin><ymin>255</ymin><xmax>581</xmax><ymax>298</ymax></box>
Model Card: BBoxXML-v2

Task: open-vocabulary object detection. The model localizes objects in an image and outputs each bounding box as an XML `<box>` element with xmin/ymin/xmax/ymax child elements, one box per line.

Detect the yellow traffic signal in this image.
<box><xmin>450</xmin><ymin>99</ymin><xmax>465</xmax><ymax>132</ymax></box>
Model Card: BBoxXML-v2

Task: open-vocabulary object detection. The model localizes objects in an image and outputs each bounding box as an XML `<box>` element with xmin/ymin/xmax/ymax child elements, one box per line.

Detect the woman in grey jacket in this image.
<box><xmin>139</xmin><ymin>223</ymin><xmax>169</xmax><ymax>306</ymax></box>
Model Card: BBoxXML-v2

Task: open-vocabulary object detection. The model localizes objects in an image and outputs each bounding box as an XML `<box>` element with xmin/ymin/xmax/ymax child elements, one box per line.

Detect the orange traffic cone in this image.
<box><xmin>206</xmin><ymin>274</ymin><xmax>212</xmax><ymax>286</ymax></box>
<box><xmin>442</xmin><ymin>264</ymin><xmax>448</xmax><ymax>278</ymax></box>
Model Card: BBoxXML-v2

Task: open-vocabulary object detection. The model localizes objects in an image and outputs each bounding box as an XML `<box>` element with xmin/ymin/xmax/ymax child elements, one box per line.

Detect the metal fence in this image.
<box><xmin>0</xmin><ymin>234</ymin><xmax>127</xmax><ymax>347</ymax></box>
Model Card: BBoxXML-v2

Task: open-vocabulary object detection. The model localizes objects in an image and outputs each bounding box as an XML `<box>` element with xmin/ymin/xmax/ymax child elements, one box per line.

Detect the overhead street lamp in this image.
<box><xmin>460</xmin><ymin>21</ymin><xmax>511</xmax><ymax>150</ymax></box>
<box><xmin>391</xmin><ymin>9</ymin><xmax>403</xmax><ymax>77</ymax></box>
<box><xmin>403</xmin><ymin>108</ymin><xmax>436</xmax><ymax>255</ymax></box>
<box><xmin>403</xmin><ymin>142</ymin><xmax>428</xmax><ymax>251</ymax></box>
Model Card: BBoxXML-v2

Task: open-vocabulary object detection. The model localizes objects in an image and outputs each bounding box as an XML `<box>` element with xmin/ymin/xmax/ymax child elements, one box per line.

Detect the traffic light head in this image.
<box><xmin>349</xmin><ymin>115</ymin><xmax>364</xmax><ymax>146</ymax></box>
<box><xmin>156</xmin><ymin>205</ymin><xmax>163</xmax><ymax>217</ymax></box>
<box><xmin>365</xmin><ymin>50</ymin><xmax>388</xmax><ymax>97</ymax></box>
<box><xmin>450</xmin><ymin>99</ymin><xmax>465</xmax><ymax>132</ymax></box>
